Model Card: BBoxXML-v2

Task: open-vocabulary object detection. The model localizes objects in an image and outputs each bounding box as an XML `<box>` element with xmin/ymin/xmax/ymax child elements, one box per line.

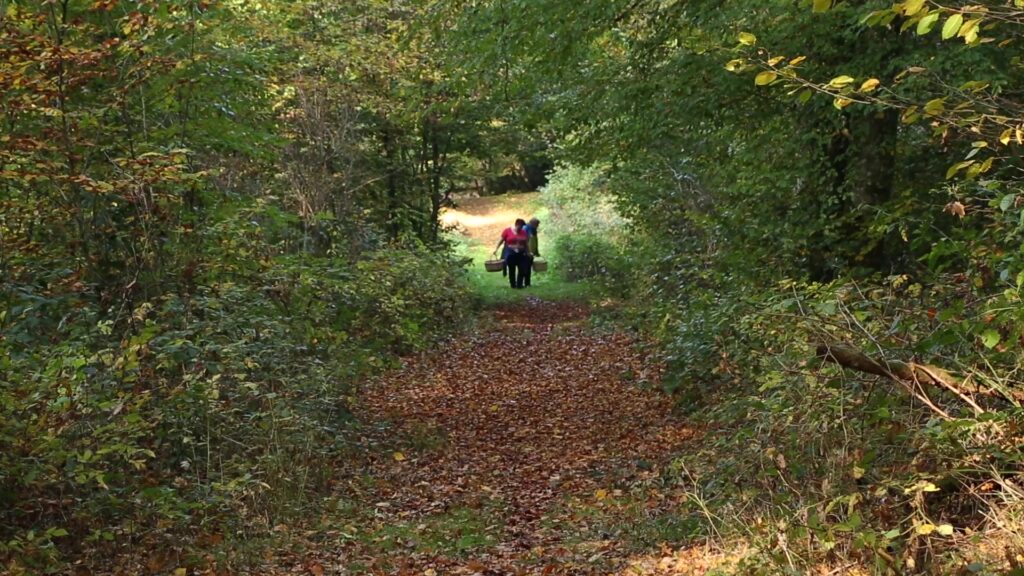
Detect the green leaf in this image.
<box><xmin>981</xmin><ymin>329</ymin><xmax>1000</xmax><ymax>349</ymax></box>
<box><xmin>946</xmin><ymin>160</ymin><xmax>974</xmax><ymax>179</ymax></box>
<box><xmin>917</xmin><ymin>12</ymin><xmax>940</xmax><ymax>35</ymax></box>
<box><xmin>812</xmin><ymin>0</ymin><xmax>832</xmax><ymax>13</ymax></box>
<box><xmin>924</xmin><ymin>98</ymin><xmax>946</xmax><ymax>116</ymax></box>
<box><xmin>942</xmin><ymin>14</ymin><xmax>964</xmax><ymax>40</ymax></box>
<box><xmin>999</xmin><ymin>194</ymin><xmax>1016</xmax><ymax>212</ymax></box>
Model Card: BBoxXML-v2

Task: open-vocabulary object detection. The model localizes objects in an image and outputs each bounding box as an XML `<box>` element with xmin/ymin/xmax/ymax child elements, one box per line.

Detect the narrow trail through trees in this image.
<box><xmin>323</xmin><ymin>300</ymin><xmax>695</xmax><ymax>574</ymax></box>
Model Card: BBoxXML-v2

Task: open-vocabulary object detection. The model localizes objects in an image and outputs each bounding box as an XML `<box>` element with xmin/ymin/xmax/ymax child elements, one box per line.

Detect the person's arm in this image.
<box><xmin>494</xmin><ymin>236</ymin><xmax>505</xmax><ymax>257</ymax></box>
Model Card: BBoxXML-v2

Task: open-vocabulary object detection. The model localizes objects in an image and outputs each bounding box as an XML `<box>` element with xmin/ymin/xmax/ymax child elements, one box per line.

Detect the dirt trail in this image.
<box><xmin>441</xmin><ymin>193</ymin><xmax>540</xmax><ymax>247</ymax></box>
<box><xmin>335</xmin><ymin>299</ymin><xmax>694</xmax><ymax>575</ymax></box>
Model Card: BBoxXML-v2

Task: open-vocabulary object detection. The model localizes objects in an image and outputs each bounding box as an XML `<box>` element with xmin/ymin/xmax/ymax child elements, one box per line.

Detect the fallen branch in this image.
<box><xmin>814</xmin><ymin>342</ymin><xmax>1024</xmax><ymax>409</ymax></box>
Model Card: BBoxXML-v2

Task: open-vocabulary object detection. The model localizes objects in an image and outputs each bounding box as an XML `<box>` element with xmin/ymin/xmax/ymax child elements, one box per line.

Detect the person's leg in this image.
<box><xmin>501</xmin><ymin>247</ymin><xmax>509</xmax><ymax>277</ymax></box>
<box><xmin>523</xmin><ymin>254</ymin><xmax>533</xmax><ymax>287</ymax></box>
<box><xmin>507</xmin><ymin>252</ymin><xmax>519</xmax><ymax>288</ymax></box>
<box><xmin>515</xmin><ymin>254</ymin><xmax>528</xmax><ymax>288</ymax></box>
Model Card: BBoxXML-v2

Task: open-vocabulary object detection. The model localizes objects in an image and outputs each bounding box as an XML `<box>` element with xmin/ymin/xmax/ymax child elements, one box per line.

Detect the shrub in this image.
<box><xmin>0</xmin><ymin>234</ymin><xmax>471</xmax><ymax>571</ymax></box>
<box><xmin>552</xmin><ymin>233</ymin><xmax>633</xmax><ymax>297</ymax></box>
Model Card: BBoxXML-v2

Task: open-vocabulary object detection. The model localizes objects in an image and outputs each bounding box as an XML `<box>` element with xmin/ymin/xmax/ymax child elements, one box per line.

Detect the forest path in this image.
<box><xmin>280</xmin><ymin>194</ymin><xmax>714</xmax><ymax>575</ymax></box>
<box><xmin>325</xmin><ymin>299</ymin><xmax>697</xmax><ymax>575</ymax></box>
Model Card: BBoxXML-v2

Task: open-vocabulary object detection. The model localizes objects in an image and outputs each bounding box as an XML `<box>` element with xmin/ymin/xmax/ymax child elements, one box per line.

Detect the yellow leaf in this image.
<box><xmin>754</xmin><ymin>71</ymin><xmax>778</xmax><ymax>86</ymax></box>
<box><xmin>828</xmin><ymin>75</ymin><xmax>855</xmax><ymax>88</ymax></box>
<box><xmin>903</xmin><ymin>0</ymin><xmax>926</xmax><ymax>16</ymax></box>
<box><xmin>852</xmin><ymin>466</ymin><xmax>865</xmax><ymax>479</ymax></box>
<box><xmin>595</xmin><ymin>489</ymin><xmax>608</xmax><ymax>500</ymax></box>
<box><xmin>964</xmin><ymin>25</ymin><xmax>979</xmax><ymax>44</ymax></box>
<box><xmin>738</xmin><ymin>32</ymin><xmax>757</xmax><ymax>46</ymax></box>
<box><xmin>425</xmin><ymin>570</ymin><xmax>438</xmax><ymax>576</ymax></box>
<box><xmin>812</xmin><ymin>0</ymin><xmax>831</xmax><ymax>13</ymax></box>
<box><xmin>860</xmin><ymin>78</ymin><xmax>880</xmax><ymax>92</ymax></box>
<box><xmin>724</xmin><ymin>58</ymin><xmax>745</xmax><ymax>72</ymax></box>
<box><xmin>916</xmin><ymin>523</ymin><xmax>936</xmax><ymax>535</ymax></box>
<box><xmin>789</xmin><ymin>55</ymin><xmax>807</xmax><ymax>66</ymax></box>
<box><xmin>958</xmin><ymin>19</ymin><xmax>980</xmax><ymax>39</ymax></box>
<box><xmin>1016</xmin><ymin>127</ymin><xmax>1023</xmax><ymax>145</ymax></box>
<box><xmin>833</xmin><ymin>97</ymin><xmax>853</xmax><ymax>109</ymax></box>
<box><xmin>1000</xmin><ymin>128</ymin><xmax>1013</xmax><ymax>145</ymax></box>
<box><xmin>173</xmin><ymin>569</ymin><xmax>187</xmax><ymax>576</ymax></box>
<box><xmin>767</xmin><ymin>56</ymin><xmax>786</xmax><ymax>66</ymax></box>
<box><xmin>393</xmin><ymin>452</ymin><xmax>406</xmax><ymax>461</ymax></box>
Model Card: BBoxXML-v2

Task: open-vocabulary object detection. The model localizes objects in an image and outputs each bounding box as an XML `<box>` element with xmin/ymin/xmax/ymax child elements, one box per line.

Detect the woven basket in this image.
<box><xmin>484</xmin><ymin>259</ymin><xmax>505</xmax><ymax>272</ymax></box>
<box><xmin>532</xmin><ymin>258</ymin><xmax>548</xmax><ymax>272</ymax></box>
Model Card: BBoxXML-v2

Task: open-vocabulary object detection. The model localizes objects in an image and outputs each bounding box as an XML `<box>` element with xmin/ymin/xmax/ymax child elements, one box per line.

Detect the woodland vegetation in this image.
<box><xmin>2</xmin><ymin>0</ymin><xmax>1024</xmax><ymax>574</ymax></box>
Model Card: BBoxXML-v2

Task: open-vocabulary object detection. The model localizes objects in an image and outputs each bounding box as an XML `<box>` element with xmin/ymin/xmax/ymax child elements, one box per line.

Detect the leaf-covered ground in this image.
<box><xmin>280</xmin><ymin>299</ymin><xmax>704</xmax><ymax>575</ymax></box>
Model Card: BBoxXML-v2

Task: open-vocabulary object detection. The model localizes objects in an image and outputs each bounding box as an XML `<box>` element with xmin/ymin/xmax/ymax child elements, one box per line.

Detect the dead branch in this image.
<box><xmin>814</xmin><ymin>342</ymin><xmax>1024</xmax><ymax>408</ymax></box>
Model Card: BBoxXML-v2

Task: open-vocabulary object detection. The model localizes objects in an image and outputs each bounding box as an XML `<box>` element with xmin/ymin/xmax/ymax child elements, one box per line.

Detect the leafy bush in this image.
<box><xmin>0</xmin><ymin>227</ymin><xmax>471</xmax><ymax>571</ymax></box>
<box><xmin>552</xmin><ymin>233</ymin><xmax>633</xmax><ymax>297</ymax></box>
<box><xmin>633</xmin><ymin>263</ymin><xmax>1024</xmax><ymax>571</ymax></box>
<box><xmin>541</xmin><ymin>164</ymin><xmax>627</xmax><ymax>240</ymax></box>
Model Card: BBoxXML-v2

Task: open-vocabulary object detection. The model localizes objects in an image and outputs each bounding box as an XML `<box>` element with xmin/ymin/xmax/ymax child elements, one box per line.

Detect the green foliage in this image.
<box><xmin>541</xmin><ymin>165</ymin><xmax>626</xmax><ymax>238</ymax></box>
<box><xmin>0</xmin><ymin>229</ymin><xmax>471</xmax><ymax>569</ymax></box>
<box><xmin>538</xmin><ymin>165</ymin><xmax>635</xmax><ymax>297</ymax></box>
<box><xmin>444</xmin><ymin>0</ymin><xmax>1024</xmax><ymax>571</ymax></box>
<box><xmin>0</xmin><ymin>0</ymin><xmax>477</xmax><ymax>571</ymax></box>
<box><xmin>552</xmin><ymin>234</ymin><xmax>631</xmax><ymax>296</ymax></box>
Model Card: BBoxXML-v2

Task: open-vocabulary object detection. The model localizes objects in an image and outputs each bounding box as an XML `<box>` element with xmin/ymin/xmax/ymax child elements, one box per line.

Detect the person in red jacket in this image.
<box><xmin>494</xmin><ymin>218</ymin><xmax>530</xmax><ymax>289</ymax></box>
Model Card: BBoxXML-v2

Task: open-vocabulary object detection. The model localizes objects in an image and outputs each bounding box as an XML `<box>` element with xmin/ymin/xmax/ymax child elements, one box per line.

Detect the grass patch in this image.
<box><xmin>358</xmin><ymin>506</ymin><xmax>501</xmax><ymax>558</ymax></box>
<box><xmin>541</xmin><ymin>492</ymin><xmax>709</xmax><ymax>555</ymax></box>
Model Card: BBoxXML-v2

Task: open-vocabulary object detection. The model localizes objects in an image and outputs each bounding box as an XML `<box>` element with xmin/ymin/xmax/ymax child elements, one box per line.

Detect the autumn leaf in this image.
<box><xmin>944</xmin><ymin>201</ymin><xmax>966</xmax><ymax>219</ymax></box>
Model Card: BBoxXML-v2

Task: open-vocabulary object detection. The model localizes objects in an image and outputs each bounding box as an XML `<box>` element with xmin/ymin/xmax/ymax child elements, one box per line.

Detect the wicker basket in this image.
<box><xmin>484</xmin><ymin>259</ymin><xmax>505</xmax><ymax>272</ymax></box>
<box><xmin>532</xmin><ymin>258</ymin><xmax>548</xmax><ymax>272</ymax></box>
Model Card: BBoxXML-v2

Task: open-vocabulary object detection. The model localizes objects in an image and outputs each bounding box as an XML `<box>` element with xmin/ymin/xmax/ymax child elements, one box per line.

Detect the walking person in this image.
<box><xmin>494</xmin><ymin>218</ymin><xmax>530</xmax><ymax>289</ymax></box>
<box><xmin>522</xmin><ymin>218</ymin><xmax>541</xmax><ymax>287</ymax></box>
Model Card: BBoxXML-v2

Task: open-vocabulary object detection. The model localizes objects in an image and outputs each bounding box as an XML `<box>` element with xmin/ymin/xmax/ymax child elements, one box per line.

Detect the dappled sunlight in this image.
<box><xmin>440</xmin><ymin>210</ymin><xmax>510</xmax><ymax>231</ymax></box>
<box><xmin>442</xmin><ymin>193</ymin><xmax>542</xmax><ymax>245</ymax></box>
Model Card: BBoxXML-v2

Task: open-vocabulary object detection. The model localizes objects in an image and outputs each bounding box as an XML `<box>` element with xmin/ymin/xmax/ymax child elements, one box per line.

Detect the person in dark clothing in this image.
<box><xmin>494</xmin><ymin>218</ymin><xmax>530</xmax><ymax>289</ymax></box>
<box><xmin>521</xmin><ymin>217</ymin><xmax>540</xmax><ymax>287</ymax></box>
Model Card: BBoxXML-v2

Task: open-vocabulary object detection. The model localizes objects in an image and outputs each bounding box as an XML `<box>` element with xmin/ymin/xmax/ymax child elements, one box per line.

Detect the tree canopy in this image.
<box><xmin>3</xmin><ymin>0</ymin><xmax>1024</xmax><ymax>573</ymax></box>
